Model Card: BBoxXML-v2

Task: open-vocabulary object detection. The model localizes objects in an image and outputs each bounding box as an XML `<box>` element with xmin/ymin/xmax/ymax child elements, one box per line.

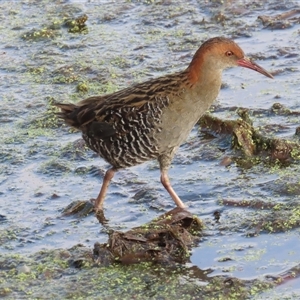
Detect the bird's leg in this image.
<box><xmin>94</xmin><ymin>167</ymin><xmax>116</xmax><ymax>211</ymax></box>
<box><xmin>160</xmin><ymin>169</ymin><xmax>186</xmax><ymax>208</ymax></box>
<box><xmin>158</xmin><ymin>151</ymin><xmax>186</xmax><ymax>208</ymax></box>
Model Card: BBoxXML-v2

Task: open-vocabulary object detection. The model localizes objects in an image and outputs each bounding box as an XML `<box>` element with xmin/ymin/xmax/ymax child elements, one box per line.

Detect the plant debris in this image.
<box><xmin>198</xmin><ymin>104</ymin><xmax>300</xmax><ymax>163</ymax></box>
<box><xmin>93</xmin><ymin>207</ymin><xmax>203</xmax><ymax>265</ymax></box>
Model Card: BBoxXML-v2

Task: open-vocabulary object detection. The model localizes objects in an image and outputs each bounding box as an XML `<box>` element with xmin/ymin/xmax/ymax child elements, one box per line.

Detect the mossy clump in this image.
<box><xmin>64</xmin><ymin>14</ymin><xmax>88</xmax><ymax>33</ymax></box>
<box><xmin>76</xmin><ymin>82</ymin><xmax>89</xmax><ymax>93</ymax></box>
<box><xmin>198</xmin><ymin>104</ymin><xmax>300</xmax><ymax>164</ymax></box>
<box><xmin>22</xmin><ymin>28</ymin><xmax>59</xmax><ymax>41</ymax></box>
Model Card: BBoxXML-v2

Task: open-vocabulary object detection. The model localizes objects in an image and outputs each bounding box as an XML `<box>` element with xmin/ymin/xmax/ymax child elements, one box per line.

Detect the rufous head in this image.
<box><xmin>188</xmin><ymin>37</ymin><xmax>273</xmax><ymax>82</ymax></box>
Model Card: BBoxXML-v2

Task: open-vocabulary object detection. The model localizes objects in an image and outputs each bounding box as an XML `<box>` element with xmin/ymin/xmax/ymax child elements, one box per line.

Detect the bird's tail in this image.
<box><xmin>54</xmin><ymin>102</ymin><xmax>81</xmax><ymax>128</ymax></box>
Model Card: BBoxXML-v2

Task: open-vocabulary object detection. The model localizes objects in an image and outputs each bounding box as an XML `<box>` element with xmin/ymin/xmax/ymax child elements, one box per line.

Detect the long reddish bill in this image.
<box><xmin>237</xmin><ymin>58</ymin><xmax>274</xmax><ymax>79</ymax></box>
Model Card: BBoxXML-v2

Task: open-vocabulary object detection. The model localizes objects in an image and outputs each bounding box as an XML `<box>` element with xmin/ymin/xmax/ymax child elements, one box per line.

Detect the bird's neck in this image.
<box><xmin>185</xmin><ymin>52</ymin><xmax>222</xmax><ymax>87</ymax></box>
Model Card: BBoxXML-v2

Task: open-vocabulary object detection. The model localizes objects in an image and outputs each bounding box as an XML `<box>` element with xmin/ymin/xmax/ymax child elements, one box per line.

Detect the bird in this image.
<box><xmin>55</xmin><ymin>36</ymin><xmax>273</xmax><ymax>214</ymax></box>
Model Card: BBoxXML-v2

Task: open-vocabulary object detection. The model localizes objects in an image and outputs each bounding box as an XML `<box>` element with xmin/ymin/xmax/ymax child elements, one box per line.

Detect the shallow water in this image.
<box><xmin>1</xmin><ymin>0</ymin><xmax>300</xmax><ymax>298</ymax></box>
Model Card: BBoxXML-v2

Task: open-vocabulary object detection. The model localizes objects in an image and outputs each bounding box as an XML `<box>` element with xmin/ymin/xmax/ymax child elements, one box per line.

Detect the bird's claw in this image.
<box><xmin>90</xmin><ymin>199</ymin><xmax>108</xmax><ymax>224</ymax></box>
<box><xmin>95</xmin><ymin>209</ymin><xmax>109</xmax><ymax>225</ymax></box>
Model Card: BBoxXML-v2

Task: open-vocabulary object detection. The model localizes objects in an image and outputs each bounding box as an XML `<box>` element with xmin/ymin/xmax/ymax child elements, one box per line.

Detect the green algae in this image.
<box><xmin>0</xmin><ymin>245</ymin><xmax>275</xmax><ymax>300</ymax></box>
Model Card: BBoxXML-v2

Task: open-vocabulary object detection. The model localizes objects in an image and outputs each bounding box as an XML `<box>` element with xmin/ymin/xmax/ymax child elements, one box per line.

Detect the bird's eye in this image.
<box><xmin>225</xmin><ymin>51</ymin><xmax>233</xmax><ymax>57</ymax></box>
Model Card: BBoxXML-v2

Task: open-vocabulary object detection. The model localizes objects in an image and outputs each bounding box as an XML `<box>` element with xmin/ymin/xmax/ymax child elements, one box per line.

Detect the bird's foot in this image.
<box><xmin>90</xmin><ymin>198</ymin><xmax>109</xmax><ymax>224</ymax></box>
<box><xmin>95</xmin><ymin>209</ymin><xmax>109</xmax><ymax>225</ymax></box>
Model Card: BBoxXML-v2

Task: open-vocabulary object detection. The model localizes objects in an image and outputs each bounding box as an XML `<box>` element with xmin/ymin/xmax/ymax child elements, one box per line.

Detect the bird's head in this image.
<box><xmin>187</xmin><ymin>37</ymin><xmax>273</xmax><ymax>83</ymax></box>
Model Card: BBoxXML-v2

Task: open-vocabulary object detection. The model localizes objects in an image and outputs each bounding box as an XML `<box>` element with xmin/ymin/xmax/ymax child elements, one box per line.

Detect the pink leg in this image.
<box><xmin>94</xmin><ymin>168</ymin><xmax>116</xmax><ymax>211</ymax></box>
<box><xmin>160</xmin><ymin>169</ymin><xmax>186</xmax><ymax>208</ymax></box>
